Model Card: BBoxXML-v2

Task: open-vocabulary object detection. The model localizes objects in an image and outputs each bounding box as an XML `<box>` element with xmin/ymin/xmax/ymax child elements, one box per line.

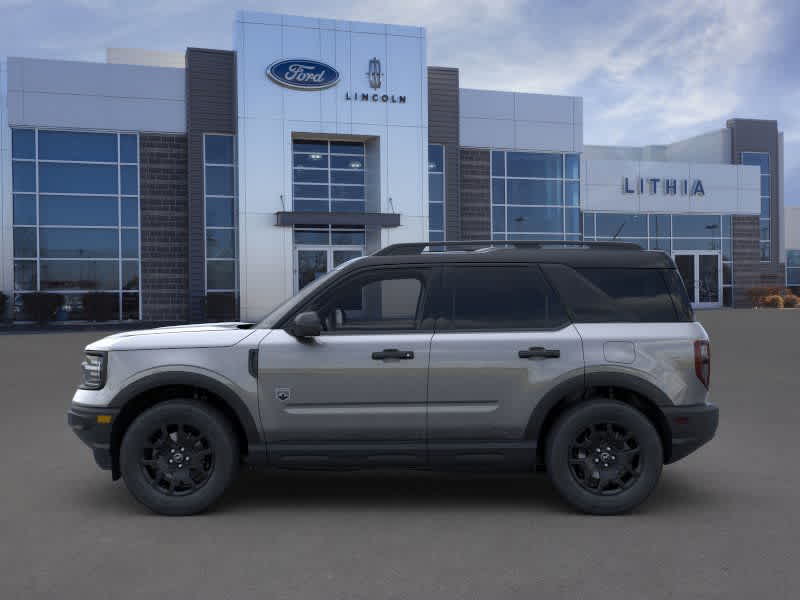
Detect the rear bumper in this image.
<box><xmin>663</xmin><ymin>403</ymin><xmax>719</xmax><ymax>463</ymax></box>
<box><xmin>67</xmin><ymin>405</ymin><xmax>120</xmax><ymax>471</ymax></box>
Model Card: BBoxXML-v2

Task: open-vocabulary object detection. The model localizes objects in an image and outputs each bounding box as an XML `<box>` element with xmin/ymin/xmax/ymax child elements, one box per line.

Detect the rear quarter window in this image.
<box><xmin>542</xmin><ymin>264</ymin><xmax>690</xmax><ymax>323</ymax></box>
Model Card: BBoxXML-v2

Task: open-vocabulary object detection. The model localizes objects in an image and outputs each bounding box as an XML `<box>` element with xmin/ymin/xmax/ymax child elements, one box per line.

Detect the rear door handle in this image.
<box><xmin>518</xmin><ymin>347</ymin><xmax>560</xmax><ymax>359</ymax></box>
<box><xmin>372</xmin><ymin>348</ymin><xmax>415</xmax><ymax>360</ymax></box>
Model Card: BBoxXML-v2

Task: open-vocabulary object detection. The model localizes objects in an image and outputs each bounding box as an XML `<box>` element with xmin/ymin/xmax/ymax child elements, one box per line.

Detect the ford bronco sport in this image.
<box><xmin>68</xmin><ymin>240</ymin><xmax>718</xmax><ymax>515</ymax></box>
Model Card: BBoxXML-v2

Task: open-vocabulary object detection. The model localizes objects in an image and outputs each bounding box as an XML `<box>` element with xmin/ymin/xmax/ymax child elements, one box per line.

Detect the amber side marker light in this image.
<box><xmin>96</xmin><ymin>415</ymin><xmax>113</xmax><ymax>424</ymax></box>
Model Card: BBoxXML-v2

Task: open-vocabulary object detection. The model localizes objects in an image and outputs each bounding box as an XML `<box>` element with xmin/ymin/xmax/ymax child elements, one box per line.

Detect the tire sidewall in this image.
<box><xmin>546</xmin><ymin>400</ymin><xmax>663</xmax><ymax>515</ymax></box>
<box><xmin>120</xmin><ymin>400</ymin><xmax>238</xmax><ymax>516</ymax></box>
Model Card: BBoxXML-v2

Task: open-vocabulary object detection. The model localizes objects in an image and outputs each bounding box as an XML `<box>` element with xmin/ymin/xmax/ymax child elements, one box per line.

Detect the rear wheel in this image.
<box><xmin>545</xmin><ymin>400</ymin><xmax>663</xmax><ymax>515</ymax></box>
<box><xmin>120</xmin><ymin>400</ymin><xmax>239</xmax><ymax>516</ymax></box>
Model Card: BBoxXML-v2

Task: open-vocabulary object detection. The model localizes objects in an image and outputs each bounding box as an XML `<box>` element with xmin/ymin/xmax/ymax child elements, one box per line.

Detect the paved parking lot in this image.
<box><xmin>1</xmin><ymin>309</ymin><xmax>799</xmax><ymax>599</ymax></box>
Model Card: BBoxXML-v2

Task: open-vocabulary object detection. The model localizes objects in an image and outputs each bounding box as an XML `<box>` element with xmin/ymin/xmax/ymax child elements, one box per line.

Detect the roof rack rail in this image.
<box><xmin>373</xmin><ymin>239</ymin><xmax>642</xmax><ymax>256</ymax></box>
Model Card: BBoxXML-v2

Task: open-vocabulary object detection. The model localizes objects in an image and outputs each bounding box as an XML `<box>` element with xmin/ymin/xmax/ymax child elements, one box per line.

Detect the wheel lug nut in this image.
<box><xmin>603</xmin><ymin>463</ymin><xmax>609</xmax><ymax>467</ymax></box>
<box><xmin>170</xmin><ymin>449</ymin><xmax>175</xmax><ymax>453</ymax></box>
<box><xmin>594</xmin><ymin>458</ymin><xmax>599</xmax><ymax>463</ymax></box>
<box><xmin>181</xmin><ymin>447</ymin><xmax>185</xmax><ymax>451</ymax></box>
<box><xmin>606</xmin><ymin>447</ymin><xmax>611</xmax><ymax>451</ymax></box>
<box><xmin>169</xmin><ymin>459</ymin><xmax>173</xmax><ymax>463</ymax></box>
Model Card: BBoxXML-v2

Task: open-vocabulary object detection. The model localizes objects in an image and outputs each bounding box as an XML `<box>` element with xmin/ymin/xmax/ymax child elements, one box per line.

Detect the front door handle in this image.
<box><xmin>372</xmin><ymin>348</ymin><xmax>415</xmax><ymax>360</ymax></box>
<box><xmin>518</xmin><ymin>347</ymin><xmax>560</xmax><ymax>359</ymax></box>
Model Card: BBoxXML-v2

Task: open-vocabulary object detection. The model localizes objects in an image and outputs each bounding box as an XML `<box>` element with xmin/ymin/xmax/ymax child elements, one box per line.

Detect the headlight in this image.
<box><xmin>79</xmin><ymin>352</ymin><xmax>107</xmax><ymax>390</ymax></box>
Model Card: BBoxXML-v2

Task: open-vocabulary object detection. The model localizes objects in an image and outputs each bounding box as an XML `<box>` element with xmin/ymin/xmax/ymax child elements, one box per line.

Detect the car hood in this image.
<box><xmin>85</xmin><ymin>322</ymin><xmax>259</xmax><ymax>352</ymax></box>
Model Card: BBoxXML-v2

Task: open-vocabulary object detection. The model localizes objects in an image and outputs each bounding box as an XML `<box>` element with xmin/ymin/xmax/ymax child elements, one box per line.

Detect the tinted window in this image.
<box><xmin>38</xmin><ymin>131</ymin><xmax>117</xmax><ymax>162</ymax></box>
<box><xmin>543</xmin><ymin>264</ymin><xmax>683</xmax><ymax>323</ymax></box>
<box><xmin>443</xmin><ymin>266</ymin><xmax>568</xmax><ymax>330</ymax></box>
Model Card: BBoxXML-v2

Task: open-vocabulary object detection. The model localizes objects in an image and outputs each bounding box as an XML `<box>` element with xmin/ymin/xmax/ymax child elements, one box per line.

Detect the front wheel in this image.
<box><xmin>545</xmin><ymin>400</ymin><xmax>663</xmax><ymax>515</ymax></box>
<box><xmin>120</xmin><ymin>400</ymin><xmax>239</xmax><ymax>516</ymax></box>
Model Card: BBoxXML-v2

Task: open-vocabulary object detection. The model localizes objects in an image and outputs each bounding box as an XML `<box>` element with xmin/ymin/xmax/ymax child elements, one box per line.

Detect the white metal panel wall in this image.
<box><xmin>235</xmin><ymin>11</ymin><xmax>429</xmax><ymax>320</ymax></box>
<box><xmin>6</xmin><ymin>58</ymin><xmax>185</xmax><ymax>133</ymax></box>
<box><xmin>459</xmin><ymin>88</ymin><xmax>582</xmax><ymax>152</ymax></box>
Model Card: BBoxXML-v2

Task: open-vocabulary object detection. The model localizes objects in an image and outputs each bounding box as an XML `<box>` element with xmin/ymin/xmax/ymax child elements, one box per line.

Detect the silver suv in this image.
<box><xmin>68</xmin><ymin>240</ymin><xmax>718</xmax><ymax>516</ymax></box>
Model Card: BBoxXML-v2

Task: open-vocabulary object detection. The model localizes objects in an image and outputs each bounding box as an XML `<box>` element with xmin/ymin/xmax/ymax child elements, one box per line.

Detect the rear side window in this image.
<box><xmin>440</xmin><ymin>265</ymin><xmax>569</xmax><ymax>330</ymax></box>
<box><xmin>542</xmin><ymin>264</ymin><xmax>687</xmax><ymax>323</ymax></box>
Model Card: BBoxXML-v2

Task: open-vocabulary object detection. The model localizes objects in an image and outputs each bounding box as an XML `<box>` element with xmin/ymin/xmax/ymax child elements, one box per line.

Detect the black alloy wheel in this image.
<box><xmin>139</xmin><ymin>423</ymin><xmax>215</xmax><ymax>496</ymax></box>
<box><xmin>567</xmin><ymin>422</ymin><xmax>641</xmax><ymax>495</ymax></box>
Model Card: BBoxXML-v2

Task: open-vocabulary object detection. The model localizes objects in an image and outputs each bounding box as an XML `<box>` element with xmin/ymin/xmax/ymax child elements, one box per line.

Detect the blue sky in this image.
<box><xmin>2</xmin><ymin>0</ymin><xmax>798</xmax><ymax>204</ymax></box>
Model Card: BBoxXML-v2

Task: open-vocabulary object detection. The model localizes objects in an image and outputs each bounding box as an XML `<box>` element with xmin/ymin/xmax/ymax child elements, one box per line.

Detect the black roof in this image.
<box><xmin>350</xmin><ymin>240</ymin><xmax>674</xmax><ymax>270</ymax></box>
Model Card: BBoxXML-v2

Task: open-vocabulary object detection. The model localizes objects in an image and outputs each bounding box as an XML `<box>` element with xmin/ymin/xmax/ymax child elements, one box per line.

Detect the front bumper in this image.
<box><xmin>67</xmin><ymin>405</ymin><xmax>120</xmax><ymax>471</ymax></box>
<box><xmin>663</xmin><ymin>403</ymin><xmax>719</xmax><ymax>463</ymax></box>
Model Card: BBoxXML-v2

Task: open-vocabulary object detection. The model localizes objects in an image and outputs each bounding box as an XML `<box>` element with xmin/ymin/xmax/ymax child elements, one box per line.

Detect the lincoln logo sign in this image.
<box><xmin>266</xmin><ymin>59</ymin><xmax>340</xmax><ymax>90</ymax></box>
<box><xmin>623</xmin><ymin>176</ymin><xmax>705</xmax><ymax>196</ymax></box>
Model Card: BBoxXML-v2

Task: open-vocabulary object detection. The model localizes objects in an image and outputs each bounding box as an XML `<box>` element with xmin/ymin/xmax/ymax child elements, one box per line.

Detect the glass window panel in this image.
<box><xmin>565</xmin><ymin>181</ymin><xmax>580</xmax><ymax>206</ymax></box>
<box><xmin>12</xmin><ymin>129</ymin><xmax>35</xmax><ymax>159</ymax></box>
<box><xmin>40</xmin><ymin>260</ymin><xmax>118</xmax><ymax>290</ymax></box>
<box><xmin>761</xmin><ymin>197</ymin><xmax>770</xmax><ymax>218</ymax></box>
<box><xmin>12</xmin><ymin>161</ymin><xmax>35</xmax><ymax>192</ymax></box>
<box><xmin>741</xmin><ymin>152</ymin><xmax>769</xmax><ymax>174</ymax></box>
<box><xmin>294</xmin><ymin>230</ymin><xmax>330</xmax><ymax>244</ymax></box>
<box><xmin>760</xmin><ymin>242</ymin><xmax>770</xmax><ymax>261</ymax></box>
<box><xmin>207</xmin><ymin>229</ymin><xmax>236</xmax><ymax>258</ymax></box>
<box><xmin>122</xmin><ymin>261</ymin><xmax>139</xmax><ymax>290</ymax></box>
<box><xmin>121</xmin><ymin>197</ymin><xmax>139</xmax><ymax>227</ymax></box>
<box><xmin>207</xmin><ymin>260</ymin><xmax>236</xmax><ymax>290</ymax></box>
<box><xmin>565</xmin><ymin>154</ymin><xmax>580</xmax><ymax>179</ymax></box>
<box><xmin>723</xmin><ymin>287</ymin><xmax>732</xmax><ymax>307</ymax></box>
<box><xmin>331</xmin><ymin>230</ymin><xmax>366</xmax><ymax>245</ymax></box>
<box><xmin>672</xmin><ymin>238</ymin><xmax>721</xmax><ymax>251</ymax></box>
<box><xmin>723</xmin><ymin>263</ymin><xmax>732</xmax><ymax>285</ymax></box>
<box><xmin>760</xmin><ymin>220</ymin><xmax>770</xmax><ymax>240</ymax></box>
<box><xmin>721</xmin><ymin>215</ymin><xmax>732</xmax><ymax>237</ymax></box>
<box><xmin>121</xmin><ymin>229</ymin><xmax>139</xmax><ymax>258</ymax></box>
<box><xmin>330</xmin><ymin>141</ymin><xmax>364</xmax><ymax>155</ymax></box>
<box><xmin>492</xmin><ymin>206</ymin><xmax>505</xmax><ymax>233</ymax></box>
<box><xmin>121</xmin><ymin>165</ymin><xmax>138</xmax><ymax>195</ymax></box>
<box><xmin>491</xmin><ymin>151</ymin><xmax>505</xmax><ymax>177</ymax></box>
<box><xmin>332</xmin><ymin>170</ymin><xmax>365</xmax><ymax>185</ymax></box>
<box><xmin>650</xmin><ymin>238</ymin><xmax>671</xmax><ymax>253</ymax></box>
<box><xmin>205</xmin><ymin>166</ymin><xmax>235</xmax><ymax>195</ymax></box>
<box><xmin>206</xmin><ymin>197</ymin><xmax>234</xmax><ymax>227</ymax></box>
<box><xmin>565</xmin><ymin>207</ymin><xmax>580</xmax><ymax>233</ymax></box>
<box><xmin>566</xmin><ymin>233</ymin><xmax>581</xmax><ymax>241</ymax></box>
<box><xmin>429</xmin><ymin>231</ymin><xmax>444</xmax><ymax>242</ymax></box>
<box><xmin>294</xmin><ymin>199</ymin><xmax>329</xmax><ymax>212</ymax></box>
<box><xmin>492</xmin><ymin>179</ymin><xmax>505</xmax><ymax>205</ymax></box>
<box><xmin>205</xmin><ymin>135</ymin><xmax>234</xmax><ymax>164</ymax></box>
<box><xmin>760</xmin><ymin>175</ymin><xmax>770</xmax><ymax>196</ymax></box>
<box><xmin>649</xmin><ymin>214</ymin><xmax>671</xmax><ymax>237</ymax></box>
<box><xmin>583</xmin><ymin>214</ymin><xmax>595</xmax><ymax>238</ymax></box>
<box><xmin>122</xmin><ymin>293</ymin><xmax>140</xmax><ymax>320</ymax></box>
<box><xmin>429</xmin><ymin>173</ymin><xmax>444</xmax><ymax>204</ymax></box>
<box><xmin>38</xmin><ymin>130</ymin><xmax>117</xmax><ymax>162</ymax></box>
<box><xmin>787</xmin><ymin>250</ymin><xmax>800</xmax><ymax>267</ymax></box>
<box><xmin>595</xmin><ymin>213</ymin><xmax>647</xmax><ymax>237</ymax></box>
<box><xmin>507</xmin><ymin>206</ymin><xmax>564</xmax><ymax>233</ymax></box>
<box><xmin>722</xmin><ymin>238</ymin><xmax>732</xmax><ymax>261</ymax></box>
<box><xmin>672</xmin><ymin>214</ymin><xmax>722</xmax><ymax>237</ymax></box>
<box><xmin>428</xmin><ymin>144</ymin><xmax>444</xmax><ymax>172</ymax></box>
<box><xmin>294</xmin><ymin>153</ymin><xmax>329</xmax><ymax>168</ymax></box>
<box><xmin>293</xmin><ymin>140</ymin><xmax>328</xmax><ymax>154</ymax></box>
<box><xmin>331</xmin><ymin>185</ymin><xmax>364</xmax><ymax>200</ymax></box>
<box><xmin>293</xmin><ymin>168</ymin><xmax>328</xmax><ymax>184</ymax></box>
<box><xmin>294</xmin><ymin>183</ymin><xmax>329</xmax><ymax>199</ymax></box>
<box><xmin>39</xmin><ymin>163</ymin><xmax>117</xmax><ymax>194</ymax></box>
<box><xmin>491</xmin><ymin>232</ymin><xmax>507</xmax><ymax>241</ymax></box>
<box><xmin>40</xmin><ymin>195</ymin><xmax>118</xmax><ymax>226</ymax></box>
<box><xmin>13</xmin><ymin>227</ymin><xmax>37</xmax><ymax>258</ymax></box>
<box><xmin>331</xmin><ymin>155</ymin><xmax>363</xmax><ymax>169</ymax></box>
<box><xmin>507</xmin><ymin>152</ymin><xmax>563</xmax><ymax>178</ymax></box>
<box><xmin>13</xmin><ymin>194</ymin><xmax>36</xmax><ymax>225</ymax></box>
<box><xmin>429</xmin><ymin>203</ymin><xmax>444</xmax><ymax>231</ymax></box>
<box><xmin>507</xmin><ymin>179</ymin><xmax>562</xmax><ymax>206</ymax></box>
<box><xmin>40</xmin><ymin>228</ymin><xmax>118</xmax><ymax>258</ymax></box>
<box><xmin>331</xmin><ymin>200</ymin><xmax>365</xmax><ymax>213</ymax></box>
<box><xmin>788</xmin><ymin>268</ymin><xmax>800</xmax><ymax>285</ymax></box>
<box><xmin>120</xmin><ymin>134</ymin><xmax>138</xmax><ymax>163</ymax></box>
<box><xmin>14</xmin><ymin>261</ymin><xmax>37</xmax><ymax>291</ymax></box>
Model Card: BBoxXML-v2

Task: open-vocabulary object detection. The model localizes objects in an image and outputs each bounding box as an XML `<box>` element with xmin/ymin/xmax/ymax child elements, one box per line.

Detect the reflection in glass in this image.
<box><xmin>40</xmin><ymin>261</ymin><xmax>118</xmax><ymax>290</ymax></box>
<box><xmin>206</xmin><ymin>229</ymin><xmax>236</xmax><ymax>258</ymax></box>
<box><xmin>207</xmin><ymin>261</ymin><xmax>236</xmax><ymax>290</ymax></box>
<box><xmin>39</xmin><ymin>228</ymin><xmax>118</xmax><ymax>258</ymax></box>
<box><xmin>40</xmin><ymin>195</ymin><xmax>118</xmax><ymax>226</ymax></box>
<box><xmin>39</xmin><ymin>163</ymin><xmax>118</xmax><ymax>194</ymax></box>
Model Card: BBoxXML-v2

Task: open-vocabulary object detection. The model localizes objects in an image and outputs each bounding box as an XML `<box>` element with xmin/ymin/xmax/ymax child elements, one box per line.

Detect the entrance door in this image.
<box><xmin>295</xmin><ymin>246</ymin><xmax>363</xmax><ymax>292</ymax></box>
<box><xmin>673</xmin><ymin>252</ymin><xmax>721</xmax><ymax>308</ymax></box>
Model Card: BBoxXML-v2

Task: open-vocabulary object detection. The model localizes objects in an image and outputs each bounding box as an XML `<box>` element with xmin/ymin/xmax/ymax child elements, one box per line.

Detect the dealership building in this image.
<box><xmin>0</xmin><ymin>10</ymin><xmax>791</xmax><ymax>323</ymax></box>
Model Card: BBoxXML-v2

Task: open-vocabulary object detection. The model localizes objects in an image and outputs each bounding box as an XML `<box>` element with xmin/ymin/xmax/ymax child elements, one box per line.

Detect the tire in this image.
<box><xmin>120</xmin><ymin>400</ymin><xmax>239</xmax><ymax>516</ymax></box>
<box><xmin>545</xmin><ymin>399</ymin><xmax>663</xmax><ymax>515</ymax></box>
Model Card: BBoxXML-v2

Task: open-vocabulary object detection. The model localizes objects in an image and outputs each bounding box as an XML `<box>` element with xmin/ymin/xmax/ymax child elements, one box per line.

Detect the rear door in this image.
<box><xmin>427</xmin><ymin>264</ymin><xmax>584</xmax><ymax>455</ymax></box>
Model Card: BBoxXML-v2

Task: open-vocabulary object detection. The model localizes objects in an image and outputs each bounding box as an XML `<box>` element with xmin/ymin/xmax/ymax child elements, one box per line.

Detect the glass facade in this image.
<box><xmin>292</xmin><ymin>140</ymin><xmax>365</xmax><ymax>213</ymax></box>
<box><xmin>583</xmin><ymin>212</ymin><xmax>734</xmax><ymax>306</ymax></box>
<box><xmin>742</xmin><ymin>152</ymin><xmax>770</xmax><ymax>261</ymax></box>
<box><xmin>428</xmin><ymin>144</ymin><xmax>445</xmax><ymax>241</ymax></box>
<box><xmin>293</xmin><ymin>225</ymin><xmax>365</xmax><ymax>290</ymax></box>
<box><xmin>787</xmin><ymin>250</ymin><xmax>800</xmax><ymax>288</ymax></box>
<box><xmin>204</xmin><ymin>134</ymin><xmax>238</xmax><ymax>304</ymax></box>
<box><xmin>491</xmin><ymin>150</ymin><xmax>580</xmax><ymax>240</ymax></box>
<box><xmin>11</xmin><ymin>128</ymin><xmax>140</xmax><ymax>320</ymax></box>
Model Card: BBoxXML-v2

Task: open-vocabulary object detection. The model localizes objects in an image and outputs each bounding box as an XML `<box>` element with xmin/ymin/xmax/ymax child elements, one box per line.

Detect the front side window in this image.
<box><xmin>441</xmin><ymin>266</ymin><xmax>568</xmax><ymax>330</ymax></box>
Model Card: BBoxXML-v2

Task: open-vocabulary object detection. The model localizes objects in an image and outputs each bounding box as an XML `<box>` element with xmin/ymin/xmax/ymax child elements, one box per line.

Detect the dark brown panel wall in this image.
<box><xmin>731</xmin><ymin>216</ymin><xmax>760</xmax><ymax>307</ymax></box>
<box><xmin>427</xmin><ymin>67</ymin><xmax>460</xmax><ymax>240</ymax></box>
<box><xmin>186</xmin><ymin>48</ymin><xmax>237</xmax><ymax>322</ymax></box>
<box><xmin>459</xmin><ymin>149</ymin><xmax>491</xmax><ymax>239</ymax></box>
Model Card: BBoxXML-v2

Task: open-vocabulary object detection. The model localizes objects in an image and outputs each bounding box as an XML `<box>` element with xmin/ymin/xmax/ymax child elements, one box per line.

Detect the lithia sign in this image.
<box><xmin>267</xmin><ymin>57</ymin><xmax>407</xmax><ymax>103</ymax></box>
<box><xmin>623</xmin><ymin>177</ymin><xmax>705</xmax><ymax>196</ymax></box>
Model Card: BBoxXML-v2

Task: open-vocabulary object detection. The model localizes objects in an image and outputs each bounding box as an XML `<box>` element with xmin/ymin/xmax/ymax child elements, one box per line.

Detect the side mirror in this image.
<box><xmin>291</xmin><ymin>311</ymin><xmax>322</xmax><ymax>338</ymax></box>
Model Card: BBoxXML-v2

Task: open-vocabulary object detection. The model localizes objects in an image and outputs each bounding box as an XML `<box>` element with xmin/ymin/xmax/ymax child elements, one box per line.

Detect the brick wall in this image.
<box><xmin>139</xmin><ymin>134</ymin><xmax>189</xmax><ymax>322</ymax></box>
<box><xmin>732</xmin><ymin>215</ymin><xmax>786</xmax><ymax>307</ymax></box>
<box><xmin>460</xmin><ymin>149</ymin><xmax>490</xmax><ymax>239</ymax></box>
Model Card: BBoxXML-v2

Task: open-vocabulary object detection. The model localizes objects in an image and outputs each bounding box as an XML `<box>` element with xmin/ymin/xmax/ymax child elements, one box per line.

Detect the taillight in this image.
<box><xmin>694</xmin><ymin>340</ymin><xmax>710</xmax><ymax>388</ymax></box>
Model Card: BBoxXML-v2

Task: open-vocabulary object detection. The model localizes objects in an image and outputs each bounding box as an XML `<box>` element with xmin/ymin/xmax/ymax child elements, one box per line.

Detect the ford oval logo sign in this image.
<box><xmin>267</xmin><ymin>59</ymin><xmax>340</xmax><ymax>90</ymax></box>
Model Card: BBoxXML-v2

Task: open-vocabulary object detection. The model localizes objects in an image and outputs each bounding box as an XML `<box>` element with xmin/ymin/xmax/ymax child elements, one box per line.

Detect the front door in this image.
<box><xmin>295</xmin><ymin>246</ymin><xmax>363</xmax><ymax>292</ymax></box>
<box><xmin>258</xmin><ymin>267</ymin><xmax>435</xmax><ymax>464</ymax></box>
<box><xmin>674</xmin><ymin>252</ymin><xmax>721</xmax><ymax>308</ymax></box>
